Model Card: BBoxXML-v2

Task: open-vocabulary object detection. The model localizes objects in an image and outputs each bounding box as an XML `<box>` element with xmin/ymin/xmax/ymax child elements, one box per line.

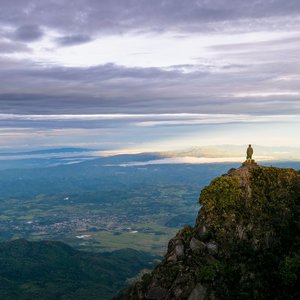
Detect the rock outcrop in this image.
<box><xmin>118</xmin><ymin>165</ymin><xmax>300</xmax><ymax>299</ymax></box>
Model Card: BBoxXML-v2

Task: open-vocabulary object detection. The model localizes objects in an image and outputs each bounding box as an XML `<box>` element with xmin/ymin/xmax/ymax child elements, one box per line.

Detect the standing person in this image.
<box><xmin>246</xmin><ymin>144</ymin><xmax>253</xmax><ymax>163</ymax></box>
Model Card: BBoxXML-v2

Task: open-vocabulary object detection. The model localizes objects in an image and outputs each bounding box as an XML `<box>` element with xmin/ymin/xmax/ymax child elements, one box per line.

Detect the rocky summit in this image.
<box><xmin>118</xmin><ymin>165</ymin><xmax>300</xmax><ymax>300</ymax></box>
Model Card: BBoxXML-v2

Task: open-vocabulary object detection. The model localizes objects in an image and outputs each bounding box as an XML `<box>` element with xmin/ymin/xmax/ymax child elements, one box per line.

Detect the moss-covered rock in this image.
<box><xmin>119</xmin><ymin>165</ymin><xmax>300</xmax><ymax>300</ymax></box>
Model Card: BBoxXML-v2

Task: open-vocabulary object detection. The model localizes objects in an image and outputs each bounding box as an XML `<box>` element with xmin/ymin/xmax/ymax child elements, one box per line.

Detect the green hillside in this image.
<box><xmin>0</xmin><ymin>239</ymin><xmax>159</xmax><ymax>300</ymax></box>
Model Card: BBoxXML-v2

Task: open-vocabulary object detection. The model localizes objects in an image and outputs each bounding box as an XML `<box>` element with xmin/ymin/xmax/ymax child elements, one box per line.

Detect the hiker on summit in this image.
<box><xmin>246</xmin><ymin>144</ymin><xmax>254</xmax><ymax>163</ymax></box>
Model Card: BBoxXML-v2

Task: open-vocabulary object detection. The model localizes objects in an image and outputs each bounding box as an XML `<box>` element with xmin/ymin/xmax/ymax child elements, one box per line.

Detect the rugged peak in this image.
<box><xmin>120</xmin><ymin>166</ymin><xmax>300</xmax><ymax>299</ymax></box>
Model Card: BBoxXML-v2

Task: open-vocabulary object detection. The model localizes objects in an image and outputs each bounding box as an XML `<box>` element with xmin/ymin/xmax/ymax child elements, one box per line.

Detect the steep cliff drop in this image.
<box><xmin>118</xmin><ymin>165</ymin><xmax>300</xmax><ymax>300</ymax></box>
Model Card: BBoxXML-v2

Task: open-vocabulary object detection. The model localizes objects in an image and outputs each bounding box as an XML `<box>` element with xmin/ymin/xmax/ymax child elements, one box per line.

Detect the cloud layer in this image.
<box><xmin>0</xmin><ymin>1</ymin><xmax>300</xmax><ymax>150</ymax></box>
<box><xmin>1</xmin><ymin>0</ymin><xmax>300</xmax><ymax>35</ymax></box>
<box><xmin>0</xmin><ymin>1</ymin><xmax>300</xmax><ymax>115</ymax></box>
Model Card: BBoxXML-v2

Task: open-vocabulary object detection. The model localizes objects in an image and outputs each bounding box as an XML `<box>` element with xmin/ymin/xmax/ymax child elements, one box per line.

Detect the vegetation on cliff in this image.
<box><xmin>121</xmin><ymin>165</ymin><xmax>300</xmax><ymax>299</ymax></box>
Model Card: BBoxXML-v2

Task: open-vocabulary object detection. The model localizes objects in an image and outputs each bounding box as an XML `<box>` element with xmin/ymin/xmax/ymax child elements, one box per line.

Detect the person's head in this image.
<box><xmin>249</xmin><ymin>144</ymin><xmax>251</xmax><ymax>147</ymax></box>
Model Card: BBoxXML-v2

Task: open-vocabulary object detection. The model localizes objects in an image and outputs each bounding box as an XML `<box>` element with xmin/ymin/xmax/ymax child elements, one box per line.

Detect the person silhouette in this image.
<box><xmin>246</xmin><ymin>144</ymin><xmax>253</xmax><ymax>163</ymax></box>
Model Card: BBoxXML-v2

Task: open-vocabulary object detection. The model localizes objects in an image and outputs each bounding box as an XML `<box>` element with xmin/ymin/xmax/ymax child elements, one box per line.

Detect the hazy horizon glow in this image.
<box><xmin>0</xmin><ymin>1</ymin><xmax>300</xmax><ymax>151</ymax></box>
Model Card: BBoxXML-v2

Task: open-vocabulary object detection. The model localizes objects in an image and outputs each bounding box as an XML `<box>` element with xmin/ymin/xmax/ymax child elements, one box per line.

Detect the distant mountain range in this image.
<box><xmin>0</xmin><ymin>145</ymin><xmax>299</xmax><ymax>171</ymax></box>
<box><xmin>0</xmin><ymin>147</ymin><xmax>91</xmax><ymax>156</ymax></box>
<box><xmin>161</xmin><ymin>145</ymin><xmax>300</xmax><ymax>161</ymax></box>
<box><xmin>0</xmin><ymin>148</ymin><xmax>99</xmax><ymax>170</ymax></box>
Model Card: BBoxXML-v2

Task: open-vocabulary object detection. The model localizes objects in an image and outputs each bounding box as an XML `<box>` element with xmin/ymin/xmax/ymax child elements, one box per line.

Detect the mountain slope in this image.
<box><xmin>120</xmin><ymin>165</ymin><xmax>300</xmax><ymax>299</ymax></box>
<box><xmin>0</xmin><ymin>239</ymin><xmax>159</xmax><ymax>300</ymax></box>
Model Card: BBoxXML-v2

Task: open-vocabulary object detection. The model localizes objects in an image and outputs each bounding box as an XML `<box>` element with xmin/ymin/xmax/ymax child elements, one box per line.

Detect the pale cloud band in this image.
<box><xmin>0</xmin><ymin>113</ymin><xmax>299</xmax><ymax>126</ymax></box>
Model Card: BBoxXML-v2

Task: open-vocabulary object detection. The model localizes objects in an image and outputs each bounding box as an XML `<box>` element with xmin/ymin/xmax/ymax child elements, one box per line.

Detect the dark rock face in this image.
<box><xmin>119</xmin><ymin>166</ymin><xmax>300</xmax><ymax>299</ymax></box>
<box><xmin>146</xmin><ymin>287</ymin><xmax>168</xmax><ymax>299</ymax></box>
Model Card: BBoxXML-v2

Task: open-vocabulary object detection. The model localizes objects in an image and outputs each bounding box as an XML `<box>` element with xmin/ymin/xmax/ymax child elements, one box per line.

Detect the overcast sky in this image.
<box><xmin>0</xmin><ymin>0</ymin><xmax>300</xmax><ymax>152</ymax></box>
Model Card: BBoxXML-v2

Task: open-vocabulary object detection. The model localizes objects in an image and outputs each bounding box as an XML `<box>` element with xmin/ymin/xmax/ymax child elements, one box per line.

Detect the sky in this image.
<box><xmin>0</xmin><ymin>0</ymin><xmax>300</xmax><ymax>153</ymax></box>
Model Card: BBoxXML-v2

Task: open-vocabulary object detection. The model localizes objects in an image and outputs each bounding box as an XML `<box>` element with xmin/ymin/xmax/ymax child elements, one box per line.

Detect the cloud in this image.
<box><xmin>114</xmin><ymin>156</ymin><xmax>274</xmax><ymax>167</ymax></box>
<box><xmin>13</xmin><ymin>24</ymin><xmax>44</xmax><ymax>42</ymax></box>
<box><xmin>0</xmin><ymin>1</ymin><xmax>299</xmax><ymax>152</ymax></box>
<box><xmin>231</xmin><ymin>92</ymin><xmax>300</xmax><ymax>98</ymax></box>
<box><xmin>1</xmin><ymin>0</ymin><xmax>300</xmax><ymax>37</ymax></box>
<box><xmin>55</xmin><ymin>34</ymin><xmax>93</xmax><ymax>46</ymax></box>
<box><xmin>0</xmin><ymin>57</ymin><xmax>299</xmax><ymax>115</ymax></box>
<box><xmin>20</xmin><ymin>63</ymin><xmax>187</xmax><ymax>81</ymax></box>
<box><xmin>0</xmin><ymin>1</ymin><xmax>299</xmax><ymax>117</ymax></box>
<box><xmin>209</xmin><ymin>36</ymin><xmax>300</xmax><ymax>54</ymax></box>
<box><xmin>0</xmin><ymin>112</ymin><xmax>299</xmax><ymax>152</ymax></box>
<box><xmin>0</xmin><ymin>112</ymin><xmax>299</xmax><ymax>126</ymax></box>
<box><xmin>0</xmin><ymin>40</ymin><xmax>31</xmax><ymax>53</ymax></box>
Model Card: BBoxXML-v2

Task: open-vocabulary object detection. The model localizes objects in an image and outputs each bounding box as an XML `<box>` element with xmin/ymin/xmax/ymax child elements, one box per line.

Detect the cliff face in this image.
<box><xmin>121</xmin><ymin>165</ymin><xmax>300</xmax><ymax>300</ymax></box>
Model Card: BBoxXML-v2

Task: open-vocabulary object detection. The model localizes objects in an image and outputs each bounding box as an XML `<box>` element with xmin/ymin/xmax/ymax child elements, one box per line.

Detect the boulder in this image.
<box><xmin>190</xmin><ymin>237</ymin><xmax>206</xmax><ymax>252</ymax></box>
<box><xmin>146</xmin><ymin>287</ymin><xmax>168</xmax><ymax>300</ymax></box>
<box><xmin>187</xmin><ymin>283</ymin><xmax>207</xmax><ymax>300</ymax></box>
<box><xmin>175</xmin><ymin>239</ymin><xmax>185</xmax><ymax>258</ymax></box>
<box><xmin>206</xmin><ymin>242</ymin><xmax>218</xmax><ymax>255</ymax></box>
